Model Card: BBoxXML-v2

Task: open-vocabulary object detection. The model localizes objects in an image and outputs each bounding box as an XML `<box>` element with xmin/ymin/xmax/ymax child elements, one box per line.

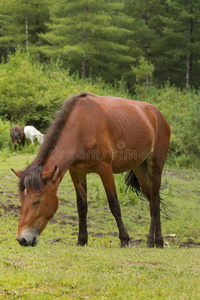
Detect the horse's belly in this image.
<box><xmin>112</xmin><ymin>157</ymin><xmax>144</xmax><ymax>173</ymax></box>
<box><xmin>111</xmin><ymin>142</ymin><xmax>152</xmax><ymax>173</ymax></box>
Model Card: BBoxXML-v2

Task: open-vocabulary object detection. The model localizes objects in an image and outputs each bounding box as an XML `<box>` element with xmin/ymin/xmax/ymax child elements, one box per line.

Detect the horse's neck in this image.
<box><xmin>42</xmin><ymin>137</ymin><xmax>76</xmax><ymax>186</ymax></box>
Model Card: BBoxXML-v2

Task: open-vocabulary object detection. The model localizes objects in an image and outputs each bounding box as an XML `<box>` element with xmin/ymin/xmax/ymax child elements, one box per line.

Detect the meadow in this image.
<box><xmin>0</xmin><ymin>150</ymin><xmax>200</xmax><ymax>299</ymax></box>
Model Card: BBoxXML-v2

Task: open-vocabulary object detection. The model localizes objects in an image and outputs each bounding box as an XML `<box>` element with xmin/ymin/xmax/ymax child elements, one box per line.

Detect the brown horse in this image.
<box><xmin>12</xmin><ymin>93</ymin><xmax>170</xmax><ymax>248</ymax></box>
<box><xmin>10</xmin><ymin>125</ymin><xmax>25</xmax><ymax>152</ymax></box>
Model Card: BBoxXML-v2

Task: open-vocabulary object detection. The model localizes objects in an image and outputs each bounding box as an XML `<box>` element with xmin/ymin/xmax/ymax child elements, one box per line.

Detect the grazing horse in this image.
<box><xmin>24</xmin><ymin>126</ymin><xmax>44</xmax><ymax>145</ymax></box>
<box><xmin>12</xmin><ymin>93</ymin><xmax>170</xmax><ymax>248</ymax></box>
<box><xmin>10</xmin><ymin>125</ymin><xmax>25</xmax><ymax>152</ymax></box>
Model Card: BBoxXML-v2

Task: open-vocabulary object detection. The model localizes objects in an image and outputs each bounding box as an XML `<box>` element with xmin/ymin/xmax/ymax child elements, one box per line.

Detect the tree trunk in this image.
<box><xmin>81</xmin><ymin>56</ymin><xmax>86</xmax><ymax>79</ymax></box>
<box><xmin>25</xmin><ymin>0</ymin><xmax>29</xmax><ymax>52</ymax></box>
<box><xmin>186</xmin><ymin>0</ymin><xmax>193</xmax><ymax>90</ymax></box>
<box><xmin>81</xmin><ymin>5</ymin><xmax>87</xmax><ymax>79</ymax></box>
<box><xmin>186</xmin><ymin>53</ymin><xmax>190</xmax><ymax>90</ymax></box>
<box><xmin>144</xmin><ymin>12</ymin><xmax>149</xmax><ymax>89</ymax></box>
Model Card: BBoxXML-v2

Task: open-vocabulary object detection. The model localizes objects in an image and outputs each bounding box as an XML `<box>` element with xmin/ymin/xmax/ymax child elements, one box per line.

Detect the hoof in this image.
<box><xmin>120</xmin><ymin>241</ymin><xmax>129</xmax><ymax>248</ymax></box>
<box><xmin>156</xmin><ymin>241</ymin><xmax>164</xmax><ymax>248</ymax></box>
<box><xmin>146</xmin><ymin>237</ymin><xmax>154</xmax><ymax>248</ymax></box>
<box><xmin>76</xmin><ymin>240</ymin><xmax>87</xmax><ymax>246</ymax></box>
<box><xmin>120</xmin><ymin>236</ymin><xmax>130</xmax><ymax>248</ymax></box>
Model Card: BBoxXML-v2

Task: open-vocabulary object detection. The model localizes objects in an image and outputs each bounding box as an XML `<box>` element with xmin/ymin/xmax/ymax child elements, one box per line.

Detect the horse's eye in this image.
<box><xmin>33</xmin><ymin>200</ymin><xmax>41</xmax><ymax>206</ymax></box>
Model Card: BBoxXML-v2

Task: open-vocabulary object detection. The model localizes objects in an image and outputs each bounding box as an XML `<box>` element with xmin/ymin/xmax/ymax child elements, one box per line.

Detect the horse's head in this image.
<box><xmin>38</xmin><ymin>133</ymin><xmax>44</xmax><ymax>145</ymax></box>
<box><xmin>10</xmin><ymin>130</ymin><xmax>19</xmax><ymax>151</ymax></box>
<box><xmin>12</xmin><ymin>167</ymin><xmax>59</xmax><ymax>247</ymax></box>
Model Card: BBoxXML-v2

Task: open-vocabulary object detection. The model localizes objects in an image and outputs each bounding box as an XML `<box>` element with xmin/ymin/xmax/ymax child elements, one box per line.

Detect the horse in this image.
<box><xmin>24</xmin><ymin>126</ymin><xmax>44</xmax><ymax>145</ymax></box>
<box><xmin>10</xmin><ymin>125</ymin><xmax>26</xmax><ymax>152</ymax></box>
<box><xmin>12</xmin><ymin>93</ymin><xmax>170</xmax><ymax>248</ymax></box>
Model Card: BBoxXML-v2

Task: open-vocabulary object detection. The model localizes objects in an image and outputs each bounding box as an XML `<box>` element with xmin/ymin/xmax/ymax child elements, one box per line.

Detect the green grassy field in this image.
<box><xmin>0</xmin><ymin>151</ymin><xmax>200</xmax><ymax>299</ymax></box>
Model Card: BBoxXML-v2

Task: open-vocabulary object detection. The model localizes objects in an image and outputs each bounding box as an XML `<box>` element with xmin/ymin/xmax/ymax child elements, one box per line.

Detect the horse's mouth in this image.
<box><xmin>31</xmin><ymin>236</ymin><xmax>38</xmax><ymax>247</ymax></box>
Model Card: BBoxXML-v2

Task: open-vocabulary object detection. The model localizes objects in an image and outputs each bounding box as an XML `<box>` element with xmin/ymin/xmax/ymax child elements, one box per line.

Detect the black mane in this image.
<box><xmin>18</xmin><ymin>93</ymin><xmax>88</xmax><ymax>192</ymax></box>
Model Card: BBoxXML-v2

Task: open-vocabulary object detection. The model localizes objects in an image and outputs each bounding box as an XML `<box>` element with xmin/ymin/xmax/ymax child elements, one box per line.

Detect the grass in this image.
<box><xmin>0</xmin><ymin>151</ymin><xmax>200</xmax><ymax>299</ymax></box>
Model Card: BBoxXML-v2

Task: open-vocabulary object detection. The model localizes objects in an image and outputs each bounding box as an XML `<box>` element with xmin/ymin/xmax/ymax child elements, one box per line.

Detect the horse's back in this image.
<box><xmin>74</xmin><ymin>93</ymin><xmax>170</xmax><ymax>142</ymax></box>
<box><xmin>24</xmin><ymin>126</ymin><xmax>41</xmax><ymax>136</ymax></box>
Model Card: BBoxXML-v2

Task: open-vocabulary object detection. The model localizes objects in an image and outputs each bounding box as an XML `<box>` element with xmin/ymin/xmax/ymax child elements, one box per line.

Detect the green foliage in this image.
<box><xmin>132</xmin><ymin>56</ymin><xmax>154</xmax><ymax>88</ymax></box>
<box><xmin>1</xmin><ymin>0</ymin><xmax>200</xmax><ymax>88</ymax></box>
<box><xmin>0</xmin><ymin>118</ymin><xmax>12</xmax><ymax>150</ymax></box>
<box><xmin>133</xmin><ymin>84</ymin><xmax>200</xmax><ymax>167</ymax></box>
<box><xmin>39</xmin><ymin>0</ymin><xmax>133</xmax><ymax>81</ymax></box>
<box><xmin>0</xmin><ymin>51</ymin><xmax>130</xmax><ymax>129</ymax></box>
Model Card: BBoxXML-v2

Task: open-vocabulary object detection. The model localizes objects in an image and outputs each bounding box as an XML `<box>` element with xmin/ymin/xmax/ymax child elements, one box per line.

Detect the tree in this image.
<box><xmin>124</xmin><ymin>0</ymin><xmax>167</xmax><ymax>87</ymax></box>
<box><xmin>132</xmin><ymin>56</ymin><xmax>154</xmax><ymax>89</ymax></box>
<box><xmin>125</xmin><ymin>0</ymin><xmax>200</xmax><ymax>89</ymax></box>
<box><xmin>39</xmin><ymin>0</ymin><xmax>133</xmax><ymax>81</ymax></box>
<box><xmin>0</xmin><ymin>0</ymin><xmax>52</xmax><ymax>61</ymax></box>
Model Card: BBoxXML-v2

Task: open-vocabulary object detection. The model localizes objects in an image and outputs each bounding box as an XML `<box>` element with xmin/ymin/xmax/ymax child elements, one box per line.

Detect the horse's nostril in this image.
<box><xmin>18</xmin><ymin>237</ymin><xmax>28</xmax><ymax>246</ymax></box>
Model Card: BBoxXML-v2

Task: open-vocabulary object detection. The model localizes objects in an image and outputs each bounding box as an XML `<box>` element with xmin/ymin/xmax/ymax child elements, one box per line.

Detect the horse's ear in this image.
<box><xmin>41</xmin><ymin>166</ymin><xmax>59</xmax><ymax>183</ymax></box>
<box><xmin>11</xmin><ymin>169</ymin><xmax>23</xmax><ymax>178</ymax></box>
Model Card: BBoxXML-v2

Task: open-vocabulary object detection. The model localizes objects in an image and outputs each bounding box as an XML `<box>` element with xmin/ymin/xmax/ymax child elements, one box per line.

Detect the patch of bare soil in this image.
<box><xmin>179</xmin><ymin>239</ymin><xmax>200</xmax><ymax>248</ymax></box>
<box><xmin>0</xmin><ymin>202</ymin><xmax>21</xmax><ymax>217</ymax></box>
<box><xmin>129</xmin><ymin>238</ymin><xmax>144</xmax><ymax>247</ymax></box>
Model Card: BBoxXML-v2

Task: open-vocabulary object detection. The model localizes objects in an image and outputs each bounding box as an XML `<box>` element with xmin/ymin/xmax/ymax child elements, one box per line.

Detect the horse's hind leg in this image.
<box><xmin>134</xmin><ymin>161</ymin><xmax>163</xmax><ymax>248</ymax></box>
<box><xmin>97</xmin><ymin>162</ymin><xmax>130</xmax><ymax>247</ymax></box>
<box><xmin>69</xmin><ymin>169</ymin><xmax>88</xmax><ymax>246</ymax></box>
<box><xmin>148</xmin><ymin>168</ymin><xmax>163</xmax><ymax>248</ymax></box>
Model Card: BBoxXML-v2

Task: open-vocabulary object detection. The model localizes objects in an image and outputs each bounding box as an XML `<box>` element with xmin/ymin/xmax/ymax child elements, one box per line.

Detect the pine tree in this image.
<box><xmin>159</xmin><ymin>0</ymin><xmax>200</xmax><ymax>88</ymax></box>
<box><xmin>125</xmin><ymin>0</ymin><xmax>167</xmax><ymax>86</ymax></box>
<box><xmin>125</xmin><ymin>0</ymin><xmax>200</xmax><ymax>88</ymax></box>
<box><xmin>39</xmin><ymin>0</ymin><xmax>133</xmax><ymax>81</ymax></box>
<box><xmin>0</xmin><ymin>0</ymin><xmax>52</xmax><ymax>60</ymax></box>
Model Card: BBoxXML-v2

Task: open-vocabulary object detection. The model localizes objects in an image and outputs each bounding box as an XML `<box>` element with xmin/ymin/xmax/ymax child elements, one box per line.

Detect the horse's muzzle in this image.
<box><xmin>16</xmin><ymin>229</ymin><xmax>39</xmax><ymax>247</ymax></box>
<box><xmin>16</xmin><ymin>236</ymin><xmax>38</xmax><ymax>247</ymax></box>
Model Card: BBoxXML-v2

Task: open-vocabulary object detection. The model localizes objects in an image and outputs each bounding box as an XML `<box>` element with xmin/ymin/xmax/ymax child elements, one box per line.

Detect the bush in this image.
<box><xmin>0</xmin><ymin>51</ymin><xmax>130</xmax><ymax>131</ymax></box>
<box><xmin>0</xmin><ymin>118</ymin><xmax>13</xmax><ymax>150</ymax></box>
<box><xmin>133</xmin><ymin>84</ymin><xmax>200</xmax><ymax>167</ymax></box>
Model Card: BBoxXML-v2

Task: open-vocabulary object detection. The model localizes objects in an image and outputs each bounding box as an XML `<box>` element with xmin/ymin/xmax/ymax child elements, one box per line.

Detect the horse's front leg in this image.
<box><xmin>69</xmin><ymin>169</ymin><xmax>88</xmax><ymax>246</ymax></box>
<box><xmin>97</xmin><ymin>162</ymin><xmax>130</xmax><ymax>247</ymax></box>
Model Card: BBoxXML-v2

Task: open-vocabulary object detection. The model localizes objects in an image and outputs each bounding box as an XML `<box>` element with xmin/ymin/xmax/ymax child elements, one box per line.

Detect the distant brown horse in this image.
<box><xmin>10</xmin><ymin>125</ymin><xmax>25</xmax><ymax>152</ymax></box>
<box><xmin>12</xmin><ymin>93</ymin><xmax>170</xmax><ymax>248</ymax></box>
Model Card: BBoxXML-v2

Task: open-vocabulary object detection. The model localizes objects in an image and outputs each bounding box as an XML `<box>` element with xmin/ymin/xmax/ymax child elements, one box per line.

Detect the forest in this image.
<box><xmin>0</xmin><ymin>0</ymin><xmax>200</xmax><ymax>89</ymax></box>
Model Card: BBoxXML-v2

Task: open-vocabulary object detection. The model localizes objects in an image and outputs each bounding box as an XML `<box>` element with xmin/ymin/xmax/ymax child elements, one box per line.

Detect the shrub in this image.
<box><xmin>0</xmin><ymin>118</ymin><xmax>13</xmax><ymax>150</ymax></box>
<box><xmin>0</xmin><ymin>51</ymin><xmax>130</xmax><ymax>131</ymax></box>
<box><xmin>133</xmin><ymin>84</ymin><xmax>200</xmax><ymax>167</ymax></box>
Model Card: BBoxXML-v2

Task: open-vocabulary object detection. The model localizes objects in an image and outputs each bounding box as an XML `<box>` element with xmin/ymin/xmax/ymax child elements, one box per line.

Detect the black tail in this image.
<box><xmin>125</xmin><ymin>170</ymin><xmax>170</xmax><ymax>216</ymax></box>
<box><xmin>125</xmin><ymin>170</ymin><xmax>140</xmax><ymax>192</ymax></box>
<box><xmin>125</xmin><ymin>170</ymin><xmax>147</xmax><ymax>200</ymax></box>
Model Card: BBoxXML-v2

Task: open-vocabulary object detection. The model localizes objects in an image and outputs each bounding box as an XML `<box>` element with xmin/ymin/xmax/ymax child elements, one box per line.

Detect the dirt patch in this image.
<box><xmin>129</xmin><ymin>238</ymin><xmax>144</xmax><ymax>247</ymax></box>
<box><xmin>179</xmin><ymin>239</ymin><xmax>200</xmax><ymax>248</ymax></box>
<box><xmin>0</xmin><ymin>202</ymin><xmax>21</xmax><ymax>217</ymax></box>
<box><xmin>50</xmin><ymin>238</ymin><xmax>62</xmax><ymax>244</ymax></box>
